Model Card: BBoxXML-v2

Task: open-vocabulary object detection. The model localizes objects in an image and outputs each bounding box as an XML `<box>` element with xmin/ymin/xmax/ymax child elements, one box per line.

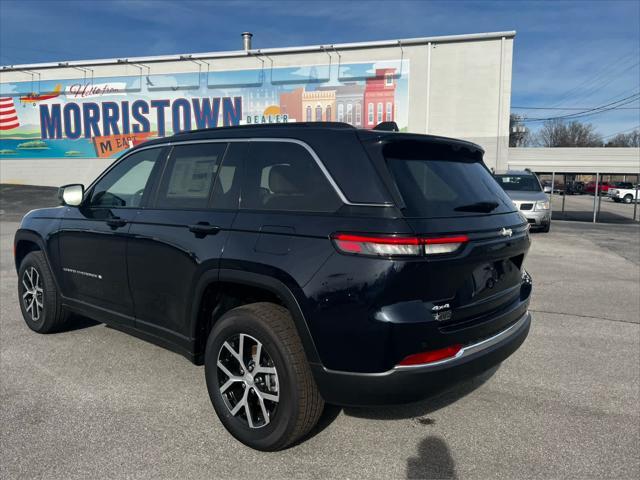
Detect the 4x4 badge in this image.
<box><xmin>432</xmin><ymin>303</ymin><xmax>452</xmax><ymax>322</ymax></box>
<box><xmin>500</xmin><ymin>227</ymin><xmax>513</xmax><ymax>237</ymax></box>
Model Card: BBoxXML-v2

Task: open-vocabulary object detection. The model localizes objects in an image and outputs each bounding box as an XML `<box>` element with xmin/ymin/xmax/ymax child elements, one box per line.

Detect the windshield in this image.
<box><xmin>494</xmin><ymin>175</ymin><xmax>542</xmax><ymax>192</ymax></box>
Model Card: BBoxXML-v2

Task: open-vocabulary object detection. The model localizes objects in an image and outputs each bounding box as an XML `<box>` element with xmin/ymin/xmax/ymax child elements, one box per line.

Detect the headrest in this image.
<box><xmin>269</xmin><ymin>164</ymin><xmax>305</xmax><ymax>194</ymax></box>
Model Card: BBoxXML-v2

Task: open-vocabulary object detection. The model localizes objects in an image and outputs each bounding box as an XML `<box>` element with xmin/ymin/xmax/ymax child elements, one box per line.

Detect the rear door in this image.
<box><xmin>222</xmin><ymin>140</ymin><xmax>345</xmax><ymax>288</ymax></box>
<box><xmin>367</xmin><ymin>137</ymin><xmax>530</xmax><ymax>331</ymax></box>
<box><xmin>127</xmin><ymin>141</ymin><xmax>244</xmax><ymax>342</ymax></box>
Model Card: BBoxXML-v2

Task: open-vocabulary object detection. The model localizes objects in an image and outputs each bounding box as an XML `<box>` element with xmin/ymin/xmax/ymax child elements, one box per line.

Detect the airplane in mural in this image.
<box><xmin>20</xmin><ymin>84</ymin><xmax>62</xmax><ymax>104</ymax></box>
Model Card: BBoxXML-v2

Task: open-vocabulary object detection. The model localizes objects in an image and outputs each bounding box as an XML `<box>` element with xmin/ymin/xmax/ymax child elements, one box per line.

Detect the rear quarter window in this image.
<box><xmin>241</xmin><ymin>141</ymin><xmax>342</xmax><ymax>213</ymax></box>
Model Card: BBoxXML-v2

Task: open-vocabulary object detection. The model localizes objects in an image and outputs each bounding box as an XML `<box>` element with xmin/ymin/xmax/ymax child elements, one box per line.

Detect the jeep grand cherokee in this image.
<box><xmin>14</xmin><ymin>122</ymin><xmax>532</xmax><ymax>451</ymax></box>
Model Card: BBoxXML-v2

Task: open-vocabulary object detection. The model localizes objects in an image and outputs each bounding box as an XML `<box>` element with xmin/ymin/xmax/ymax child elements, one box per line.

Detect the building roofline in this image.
<box><xmin>0</xmin><ymin>31</ymin><xmax>516</xmax><ymax>72</ymax></box>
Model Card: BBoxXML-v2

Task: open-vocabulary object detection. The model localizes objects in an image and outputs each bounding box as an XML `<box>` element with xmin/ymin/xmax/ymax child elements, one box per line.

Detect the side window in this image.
<box><xmin>210</xmin><ymin>142</ymin><xmax>245</xmax><ymax>210</ymax></box>
<box><xmin>155</xmin><ymin>143</ymin><xmax>227</xmax><ymax>209</ymax></box>
<box><xmin>241</xmin><ymin>141</ymin><xmax>342</xmax><ymax>213</ymax></box>
<box><xmin>89</xmin><ymin>148</ymin><xmax>163</xmax><ymax>208</ymax></box>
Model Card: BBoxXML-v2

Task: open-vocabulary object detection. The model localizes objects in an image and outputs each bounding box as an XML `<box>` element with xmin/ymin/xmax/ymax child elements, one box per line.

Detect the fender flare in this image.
<box><xmin>190</xmin><ymin>268</ymin><xmax>321</xmax><ymax>366</ymax></box>
<box><xmin>14</xmin><ymin>229</ymin><xmax>52</xmax><ymax>271</ymax></box>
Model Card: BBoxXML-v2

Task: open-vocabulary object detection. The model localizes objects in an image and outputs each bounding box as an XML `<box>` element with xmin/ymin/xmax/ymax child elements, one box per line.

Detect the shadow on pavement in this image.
<box><xmin>406</xmin><ymin>436</ymin><xmax>457</xmax><ymax>479</ymax></box>
<box><xmin>302</xmin><ymin>366</ymin><xmax>498</xmax><ymax>447</ymax></box>
<box><xmin>552</xmin><ymin>208</ymin><xmax>638</xmax><ymax>224</ymax></box>
<box><xmin>344</xmin><ymin>365</ymin><xmax>498</xmax><ymax>421</ymax></box>
<box><xmin>62</xmin><ymin>313</ymin><xmax>101</xmax><ymax>332</ymax></box>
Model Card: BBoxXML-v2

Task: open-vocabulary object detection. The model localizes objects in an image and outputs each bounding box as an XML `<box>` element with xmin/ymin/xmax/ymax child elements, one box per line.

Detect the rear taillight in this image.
<box><xmin>331</xmin><ymin>233</ymin><xmax>469</xmax><ymax>257</ymax></box>
<box><xmin>397</xmin><ymin>344</ymin><xmax>463</xmax><ymax>366</ymax></box>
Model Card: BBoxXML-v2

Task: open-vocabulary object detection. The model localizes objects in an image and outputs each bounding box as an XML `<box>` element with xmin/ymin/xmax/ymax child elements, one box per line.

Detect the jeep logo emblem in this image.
<box><xmin>500</xmin><ymin>227</ymin><xmax>513</xmax><ymax>237</ymax></box>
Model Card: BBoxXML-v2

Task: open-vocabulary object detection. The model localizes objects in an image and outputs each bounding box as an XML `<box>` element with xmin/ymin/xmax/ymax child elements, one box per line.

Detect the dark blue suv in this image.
<box><xmin>14</xmin><ymin>123</ymin><xmax>532</xmax><ymax>450</ymax></box>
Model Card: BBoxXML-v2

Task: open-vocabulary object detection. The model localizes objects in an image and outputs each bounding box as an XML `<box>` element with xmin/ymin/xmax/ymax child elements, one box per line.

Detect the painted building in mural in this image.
<box><xmin>302</xmin><ymin>90</ymin><xmax>336</xmax><ymax>122</ymax></box>
<box><xmin>0</xmin><ymin>31</ymin><xmax>515</xmax><ymax>186</ymax></box>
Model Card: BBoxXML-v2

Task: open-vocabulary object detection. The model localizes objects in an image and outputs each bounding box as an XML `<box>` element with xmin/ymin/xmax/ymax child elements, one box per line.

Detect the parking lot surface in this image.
<box><xmin>1</xmin><ymin>186</ymin><xmax>639</xmax><ymax>479</ymax></box>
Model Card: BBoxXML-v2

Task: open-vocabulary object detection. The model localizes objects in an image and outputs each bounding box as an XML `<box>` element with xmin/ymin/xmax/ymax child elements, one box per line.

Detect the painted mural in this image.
<box><xmin>0</xmin><ymin>60</ymin><xmax>409</xmax><ymax>159</ymax></box>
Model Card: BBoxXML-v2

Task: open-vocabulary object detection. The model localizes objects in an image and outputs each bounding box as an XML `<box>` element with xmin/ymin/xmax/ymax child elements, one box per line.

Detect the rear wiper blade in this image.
<box><xmin>454</xmin><ymin>201</ymin><xmax>499</xmax><ymax>212</ymax></box>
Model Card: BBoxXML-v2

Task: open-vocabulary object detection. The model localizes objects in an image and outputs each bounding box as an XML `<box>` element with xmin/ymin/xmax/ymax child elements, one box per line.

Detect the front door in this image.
<box><xmin>127</xmin><ymin>141</ymin><xmax>245</xmax><ymax>343</ymax></box>
<box><xmin>58</xmin><ymin>147</ymin><xmax>166</xmax><ymax>324</ymax></box>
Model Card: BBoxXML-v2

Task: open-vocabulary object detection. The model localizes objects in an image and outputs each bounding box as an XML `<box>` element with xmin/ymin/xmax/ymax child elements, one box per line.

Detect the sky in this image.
<box><xmin>0</xmin><ymin>0</ymin><xmax>638</xmax><ymax>138</ymax></box>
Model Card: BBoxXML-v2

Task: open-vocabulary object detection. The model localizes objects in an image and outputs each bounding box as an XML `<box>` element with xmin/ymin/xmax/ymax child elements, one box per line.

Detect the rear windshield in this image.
<box><xmin>495</xmin><ymin>175</ymin><xmax>542</xmax><ymax>192</ymax></box>
<box><xmin>382</xmin><ymin>141</ymin><xmax>516</xmax><ymax>218</ymax></box>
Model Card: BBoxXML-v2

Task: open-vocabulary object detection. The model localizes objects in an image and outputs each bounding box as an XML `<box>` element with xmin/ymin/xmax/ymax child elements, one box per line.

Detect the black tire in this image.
<box><xmin>17</xmin><ymin>251</ymin><xmax>70</xmax><ymax>333</ymax></box>
<box><xmin>540</xmin><ymin>223</ymin><xmax>551</xmax><ymax>233</ymax></box>
<box><xmin>204</xmin><ymin>302</ymin><xmax>324</xmax><ymax>451</ymax></box>
<box><xmin>623</xmin><ymin>194</ymin><xmax>633</xmax><ymax>204</ymax></box>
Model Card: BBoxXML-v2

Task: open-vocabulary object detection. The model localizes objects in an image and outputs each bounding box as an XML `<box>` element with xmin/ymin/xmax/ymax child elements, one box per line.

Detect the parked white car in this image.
<box><xmin>608</xmin><ymin>186</ymin><xmax>640</xmax><ymax>204</ymax></box>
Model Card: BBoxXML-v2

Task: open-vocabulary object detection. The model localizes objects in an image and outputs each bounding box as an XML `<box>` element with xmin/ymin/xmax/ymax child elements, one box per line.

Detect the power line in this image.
<box><xmin>602</xmin><ymin>125</ymin><xmax>640</xmax><ymax>139</ymax></box>
<box><xmin>546</xmin><ymin>53</ymin><xmax>639</xmax><ymax>108</ymax></box>
<box><xmin>521</xmin><ymin>93</ymin><xmax>640</xmax><ymax>122</ymax></box>
<box><xmin>571</xmin><ymin>61</ymin><xmax>640</xmax><ymax>106</ymax></box>
<box><xmin>513</xmin><ymin>106</ymin><xmax>640</xmax><ymax>110</ymax></box>
<box><xmin>523</xmin><ymin>98</ymin><xmax>640</xmax><ymax>123</ymax></box>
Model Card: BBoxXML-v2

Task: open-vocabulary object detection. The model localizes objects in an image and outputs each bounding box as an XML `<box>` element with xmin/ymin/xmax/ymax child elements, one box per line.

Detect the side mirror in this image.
<box><xmin>543</xmin><ymin>185</ymin><xmax>552</xmax><ymax>194</ymax></box>
<box><xmin>58</xmin><ymin>184</ymin><xmax>84</xmax><ymax>206</ymax></box>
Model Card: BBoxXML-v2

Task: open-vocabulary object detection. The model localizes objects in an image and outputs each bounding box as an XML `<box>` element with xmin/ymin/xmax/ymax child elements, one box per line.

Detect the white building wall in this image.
<box><xmin>427</xmin><ymin>37</ymin><xmax>513</xmax><ymax>170</ymax></box>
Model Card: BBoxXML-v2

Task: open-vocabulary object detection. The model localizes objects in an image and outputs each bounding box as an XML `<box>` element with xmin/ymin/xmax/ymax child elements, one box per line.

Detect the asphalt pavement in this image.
<box><xmin>1</xmin><ymin>186</ymin><xmax>639</xmax><ymax>479</ymax></box>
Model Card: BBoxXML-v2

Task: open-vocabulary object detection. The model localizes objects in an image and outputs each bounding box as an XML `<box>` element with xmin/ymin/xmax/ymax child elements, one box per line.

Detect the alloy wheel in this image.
<box><xmin>22</xmin><ymin>266</ymin><xmax>44</xmax><ymax>322</ymax></box>
<box><xmin>216</xmin><ymin>333</ymin><xmax>279</xmax><ymax>429</ymax></box>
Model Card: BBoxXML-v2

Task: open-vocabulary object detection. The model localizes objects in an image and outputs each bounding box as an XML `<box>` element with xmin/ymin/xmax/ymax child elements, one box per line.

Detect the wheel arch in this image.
<box><xmin>190</xmin><ymin>269</ymin><xmax>321</xmax><ymax>367</ymax></box>
<box><xmin>14</xmin><ymin>230</ymin><xmax>48</xmax><ymax>272</ymax></box>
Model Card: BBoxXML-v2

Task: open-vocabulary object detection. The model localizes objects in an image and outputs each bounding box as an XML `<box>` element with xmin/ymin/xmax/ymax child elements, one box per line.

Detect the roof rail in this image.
<box><xmin>171</xmin><ymin>121</ymin><xmax>355</xmax><ymax>137</ymax></box>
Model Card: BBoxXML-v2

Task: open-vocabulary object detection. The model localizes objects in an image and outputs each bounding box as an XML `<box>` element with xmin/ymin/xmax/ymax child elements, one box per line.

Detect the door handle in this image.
<box><xmin>106</xmin><ymin>217</ymin><xmax>127</xmax><ymax>229</ymax></box>
<box><xmin>188</xmin><ymin>223</ymin><xmax>221</xmax><ymax>237</ymax></box>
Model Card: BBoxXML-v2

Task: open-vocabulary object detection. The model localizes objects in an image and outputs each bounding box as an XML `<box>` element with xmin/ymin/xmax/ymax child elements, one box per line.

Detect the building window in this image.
<box><xmin>386</xmin><ymin>102</ymin><xmax>392</xmax><ymax>121</ymax></box>
<box><xmin>306</xmin><ymin>106</ymin><xmax>312</xmax><ymax>121</ymax></box>
<box><xmin>377</xmin><ymin>103</ymin><xmax>383</xmax><ymax>123</ymax></box>
<box><xmin>385</xmin><ymin>73</ymin><xmax>393</xmax><ymax>86</ymax></box>
<box><xmin>368</xmin><ymin>103</ymin><xmax>374</xmax><ymax>124</ymax></box>
<box><xmin>355</xmin><ymin>103</ymin><xmax>362</xmax><ymax>125</ymax></box>
<box><xmin>346</xmin><ymin>103</ymin><xmax>353</xmax><ymax>124</ymax></box>
<box><xmin>326</xmin><ymin>105</ymin><xmax>332</xmax><ymax>121</ymax></box>
<box><xmin>337</xmin><ymin>103</ymin><xmax>344</xmax><ymax>122</ymax></box>
<box><xmin>315</xmin><ymin>105</ymin><xmax>323</xmax><ymax>121</ymax></box>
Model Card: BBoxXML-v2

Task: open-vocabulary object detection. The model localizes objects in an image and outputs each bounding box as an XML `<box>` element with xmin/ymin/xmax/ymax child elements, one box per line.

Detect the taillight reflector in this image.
<box><xmin>331</xmin><ymin>233</ymin><xmax>469</xmax><ymax>257</ymax></box>
<box><xmin>423</xmin><ymin>235</ymin><xmax>469</xmax><ymax>255</ymax></box>
<box><xmin>397</xmin><ymin>344</ymin><xmax>463</xmax><ymax>366</ymax></box>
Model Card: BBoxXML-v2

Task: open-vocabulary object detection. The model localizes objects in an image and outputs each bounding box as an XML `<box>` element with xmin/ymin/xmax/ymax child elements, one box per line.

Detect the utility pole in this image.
<box><xmin>509</xmin><ymin>114</ymin><xmax>529</xmax><ymax>147</ymax></box>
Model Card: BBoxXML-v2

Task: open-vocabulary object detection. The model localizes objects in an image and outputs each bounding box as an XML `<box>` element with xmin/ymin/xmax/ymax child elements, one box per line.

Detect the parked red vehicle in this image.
<box><xmin>586</xmin><ymin>181</ymin><xmax>634</xmax><ymax>195</ymax></box>
<box><xmin>585</xmin><ymin>181</ymin><xmax>611</xmax><ymax>195</ymax></box>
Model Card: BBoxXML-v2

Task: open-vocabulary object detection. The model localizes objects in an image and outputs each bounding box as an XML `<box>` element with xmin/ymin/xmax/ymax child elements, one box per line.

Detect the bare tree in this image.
<box><xmin>605</xmin><ymin>129</ymin><xmax>640</xmax><ymax>147</ymax></box>
<box><xmin>535</xmin><ymin>119</ymin><xmax>603</xmax><ymax>147</ymax></box>
<box><xmin>509</xmin><ymin>114</ymin><xmax>532</xmax><ymax>147</ymax></box>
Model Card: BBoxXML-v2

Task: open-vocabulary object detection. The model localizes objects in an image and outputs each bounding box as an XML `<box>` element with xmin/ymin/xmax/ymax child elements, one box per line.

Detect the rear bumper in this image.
<box><xmin>311</xmin><ymin>311</ymin><xmax>531</xmax><ymax>406</ymax></box>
